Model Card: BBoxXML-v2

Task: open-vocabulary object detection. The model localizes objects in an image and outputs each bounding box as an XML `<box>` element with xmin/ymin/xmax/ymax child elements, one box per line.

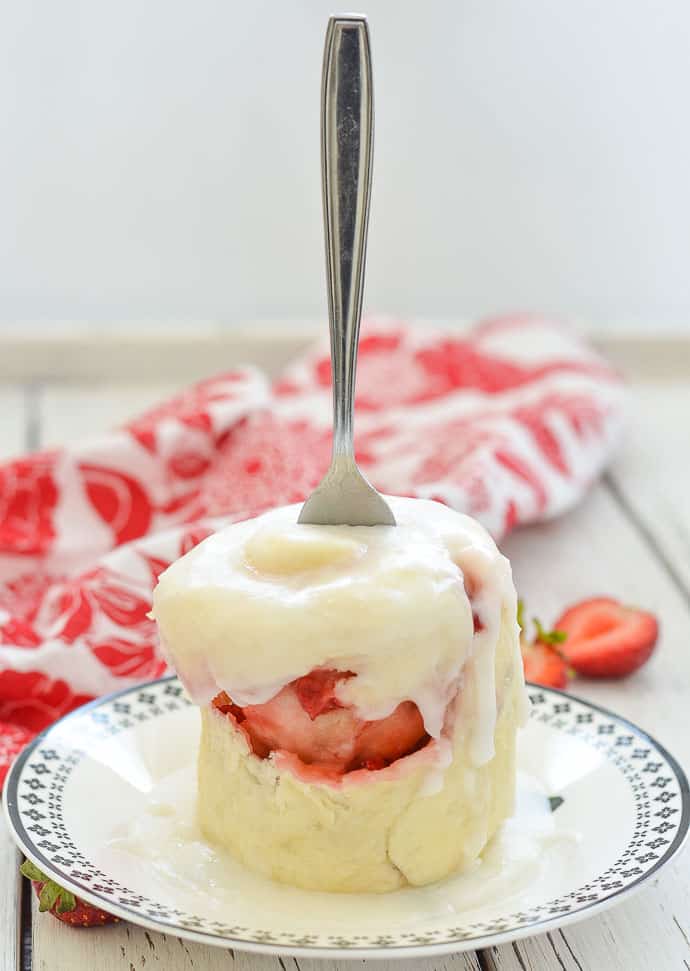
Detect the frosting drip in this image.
<box><xmin>152</xmin><ymin>497</ymin><xmax>526</xmax><ymax>768</ymax></box>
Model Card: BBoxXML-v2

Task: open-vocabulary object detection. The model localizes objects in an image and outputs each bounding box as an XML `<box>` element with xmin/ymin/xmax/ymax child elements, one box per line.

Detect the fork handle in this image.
<box><xmin>321</xmin><ymin>15</ymin><xmax>373</xmax><ymax>460</ymax></box>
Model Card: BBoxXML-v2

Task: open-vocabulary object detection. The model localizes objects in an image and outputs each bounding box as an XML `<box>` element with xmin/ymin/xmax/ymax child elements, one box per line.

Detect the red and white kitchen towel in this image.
<box><xmin>0</xmin><ymin>315</ymin><xmax>625</xmax><ymax>784</ymax></box>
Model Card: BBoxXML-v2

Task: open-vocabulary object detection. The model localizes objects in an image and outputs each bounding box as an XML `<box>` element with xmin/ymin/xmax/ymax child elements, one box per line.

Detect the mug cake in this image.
<box><xmin>152</xmin><ymin>496</ymin><xmax>527</xmax><ymax>893</ymax></box>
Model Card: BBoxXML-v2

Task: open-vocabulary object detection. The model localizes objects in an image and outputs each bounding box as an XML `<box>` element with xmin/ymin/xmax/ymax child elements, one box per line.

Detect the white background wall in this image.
<box><xmin>1</xmin><ymin>0</ymin><xmax>688</xmax><ymax>331</ymax></box>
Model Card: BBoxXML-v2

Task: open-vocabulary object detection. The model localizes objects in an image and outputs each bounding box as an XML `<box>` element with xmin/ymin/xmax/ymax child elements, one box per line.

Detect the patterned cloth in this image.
<box><xmin>0</xmin><ymin>316</ymin><xmax>625</xmax><ymax>784</ymax></box>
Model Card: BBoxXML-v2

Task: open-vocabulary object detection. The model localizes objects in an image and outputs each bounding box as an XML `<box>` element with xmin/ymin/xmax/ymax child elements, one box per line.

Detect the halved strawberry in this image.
<box><xmin>241</xmin><ymin>686</ymin><xmax>361</xmax><ymax>767</ymax></box>
<box><xmin>521</xmin><ymin>639</ymin><xmax>569</xmax><ymax>688</ymax></box>
<box><xmin>555</xmin><ymin>597</ymin><xmax>658</xmax><ymax>678</ymax></box>
<box><xmin>20</xmin><ymin>860</ymin><xmax>119</xmax><ymax>927</ymax></box>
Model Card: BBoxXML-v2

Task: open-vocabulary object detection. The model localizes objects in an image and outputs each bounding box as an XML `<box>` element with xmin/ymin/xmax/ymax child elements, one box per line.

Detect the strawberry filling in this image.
<box><xmin>212</xmin><ymin>668</ymin><xmax>430</xmax><ymax>775</ymax></box>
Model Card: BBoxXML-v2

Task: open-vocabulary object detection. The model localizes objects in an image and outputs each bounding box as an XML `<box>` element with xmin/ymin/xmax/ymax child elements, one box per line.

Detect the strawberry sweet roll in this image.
<box><xmin>152</xmin><ymin>497</ymin><xmax>528</xmax><ymax>893</ymax></box>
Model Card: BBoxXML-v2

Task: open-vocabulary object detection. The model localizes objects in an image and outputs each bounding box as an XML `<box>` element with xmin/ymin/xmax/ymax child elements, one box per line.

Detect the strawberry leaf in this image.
<box><xmin>21</xmin><ymin>861</ymin><xmax>78</xmax><ymax>914</ymax></box>
<box><xmin>534</xmin><ymin>617</ymin><xmax>568</xmax><ymax>645</ymax></box>
<box><xmin>19</xmin><ymin>860</ymin><xmax>48</xmax><ymax>883</ymax></box>
<box><xmin>38</xmin><ymin>880</ymin><xmax>62</xmax><ymax>913</ymax></box>
<box><xmin>55</xmin><ymin>889</ymin><xmax>77</xmax><ymax>913</ymax></box>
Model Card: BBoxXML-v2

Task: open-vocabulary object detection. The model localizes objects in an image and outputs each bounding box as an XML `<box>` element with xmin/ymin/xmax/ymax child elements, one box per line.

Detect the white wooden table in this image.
<box><xmin>0</xmin><ymin>331</ymin><xmax>688</xmax><ymax>970</ymax></box>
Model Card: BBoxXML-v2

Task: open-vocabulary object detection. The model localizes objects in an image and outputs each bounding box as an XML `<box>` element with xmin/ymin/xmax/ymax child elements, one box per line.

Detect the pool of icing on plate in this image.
<box><xmin>106</xmin><ymin>767</ymin><xmax>578</xmax><ymax>923</ymax></box>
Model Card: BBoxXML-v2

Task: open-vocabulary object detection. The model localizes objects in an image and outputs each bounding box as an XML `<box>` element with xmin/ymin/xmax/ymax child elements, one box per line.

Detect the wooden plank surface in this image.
<box><xmin>5</xmin><ymin>376</ymin><xmax>688</xmax><ymax>969</ymax></box>
<box><xmin>491</xmin><ymin>379</ymin><xmax>690</xmax><ymax>969</ymax></box>
<box><xmin>0</xmin><ymin>386</ymin><xmax>26</xmax><ymax>460</ymax></box>
<box><xmin>608</xmin><ymin>381</ymin><xmax>690</xmax><ymax>595</ymax></box>
<box><xmin>491</xmin><ymin>481</ymin><xmax>690</xmax><ymax>970</ymax></box>
<box><xmin>30</xmin><ymin>916</ymin><xmax>481</xmax><ymax>971</ymax></box>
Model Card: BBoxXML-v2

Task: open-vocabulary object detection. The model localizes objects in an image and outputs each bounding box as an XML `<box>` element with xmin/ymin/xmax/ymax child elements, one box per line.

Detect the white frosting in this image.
<box><xmin>152</xmin><ymin>496</ymin><xmax>526</xmax><ymax>766</ymax></box>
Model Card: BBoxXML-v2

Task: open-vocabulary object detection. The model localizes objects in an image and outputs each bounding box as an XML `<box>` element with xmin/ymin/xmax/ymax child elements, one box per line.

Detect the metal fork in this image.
<box><xmin>298</xmin><ymin>15</ymin><xmax>396</xmax><ymax>527</ymax></box>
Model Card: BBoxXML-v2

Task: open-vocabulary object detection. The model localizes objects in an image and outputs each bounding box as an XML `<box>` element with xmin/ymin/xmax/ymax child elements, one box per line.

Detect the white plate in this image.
<box><xmin>4</xmin><ymin>676</ymin><xmax>688</xmax><ymax>959</ymax></box>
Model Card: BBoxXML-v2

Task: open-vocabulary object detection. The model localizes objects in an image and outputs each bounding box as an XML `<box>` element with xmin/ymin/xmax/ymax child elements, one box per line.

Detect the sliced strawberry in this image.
<box><xmin>242</xmin><ymin>686</ymin><xmax>361</xmax><ymax>767</ymax></box>
<box><xmin>354</xmin><ymin>701</ymin><xmax>428</xmax><ymax>768</ymax></box>
<box><xmin>20</xmin><ymin>861</ymin><xmax>119</xmax><ymax>927</ymax></box>
<box><xmin>521</xmin><ymin>639</ymin><xmax>569</xmax><ymax>688</ymax></box>
<box><xmin>212</xmin><ymin>669</ymin><xmax>429</xmax><ymax>774</ymax></box>
<box><xmin>292</xmin><ymin>668</ymin><xmax>354</xmax><ymax>719</ymax></box>
<box><xmin>555</xmin><ymin>597</ymin><xmax>658</xmax><ymax>678</ymax></box>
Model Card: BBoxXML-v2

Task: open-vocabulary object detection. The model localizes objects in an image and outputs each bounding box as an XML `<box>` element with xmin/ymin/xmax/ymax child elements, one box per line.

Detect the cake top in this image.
<box><xmin>152</xmin><ymin>496</ymin><xmax>521</xmax><ymax>759</ymax></box>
